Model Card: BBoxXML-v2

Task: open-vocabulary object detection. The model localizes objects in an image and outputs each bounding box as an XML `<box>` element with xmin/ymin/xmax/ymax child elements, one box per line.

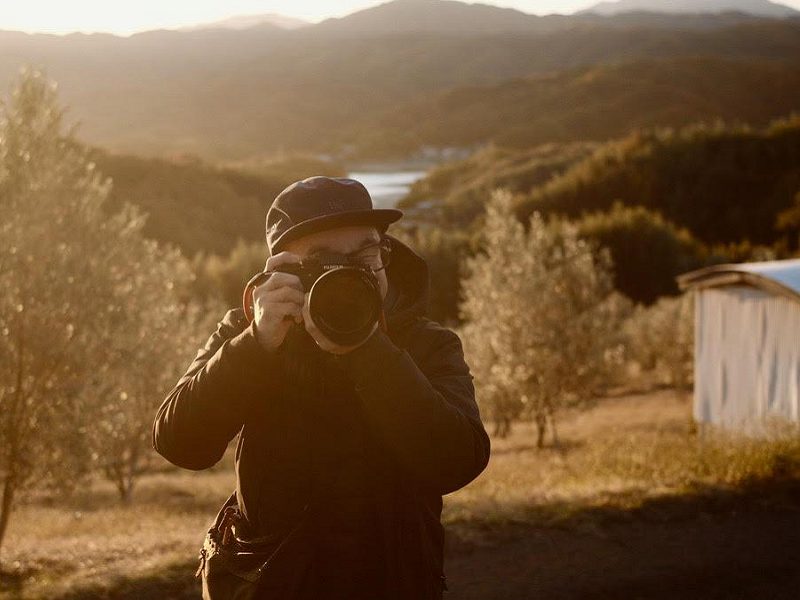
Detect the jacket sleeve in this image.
<box><xmin>152</xmin><ymin>309</ymin><xmax>282</xmax><ymax>470</ymax></box>
<box><xmin>336</xmin><ymin>323</ymin><xmax>491</xmax><ymax>495</ymax></box>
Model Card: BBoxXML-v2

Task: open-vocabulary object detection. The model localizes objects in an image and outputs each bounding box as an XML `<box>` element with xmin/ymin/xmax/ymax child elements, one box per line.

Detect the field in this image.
<box><xmin>2</xmin><ymin>389</ymin><xmax>799</xmax><ymax>600</ymax></box>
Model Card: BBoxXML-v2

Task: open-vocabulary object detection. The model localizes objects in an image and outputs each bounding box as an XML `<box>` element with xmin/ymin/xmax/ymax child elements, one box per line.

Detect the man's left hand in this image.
<box><xmin>301</xmin><ymin>293</ymin><xmax>378</xmax><ymax>355</ymax></box>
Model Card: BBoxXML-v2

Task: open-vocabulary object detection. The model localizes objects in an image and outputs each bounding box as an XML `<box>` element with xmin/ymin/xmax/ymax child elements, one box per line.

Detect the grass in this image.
<box><xmin>0</xmin><ymin>470</ymin><xmax>234</xmax><ymax>599</ymax></box>
<box><xmin>2</xmin><ymin>390</ymin><xmax>799</xmax><ymax>599</ymax></box>
<box><xmin>443</xmin><ymin>391</ymin><xmax>800</xmax><ymax>530</ymax></box>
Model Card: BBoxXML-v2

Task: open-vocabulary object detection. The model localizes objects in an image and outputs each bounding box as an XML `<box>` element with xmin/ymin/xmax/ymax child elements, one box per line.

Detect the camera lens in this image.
<box><xmin>308</xmin><ymin>268</ymin><xmax>381</xmax><ymax>345</ymax></box>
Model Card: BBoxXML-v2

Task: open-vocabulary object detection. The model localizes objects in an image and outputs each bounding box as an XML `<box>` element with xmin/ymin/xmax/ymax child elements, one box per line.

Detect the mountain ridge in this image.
<box><xmin>179</xmin><ymin>13</ymin><xmax>310</xmax><ymax>32</ymax></box>
<box><xmin>2</xmin><ymin>1</ymin><xmax>800</xmax><ymax>159</ymax></box>
<box><xmin>581</xmin><ymin>0</ymin><xmax>799</xmax><ymax>18</ymax></box>
<box><xmin>2</xmin><ymin>0</ymin><xmax>790</xmax><ymax>40</ymax></box>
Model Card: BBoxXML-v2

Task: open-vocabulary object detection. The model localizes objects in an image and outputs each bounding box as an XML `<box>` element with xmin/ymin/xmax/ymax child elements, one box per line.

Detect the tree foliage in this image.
<box><xmin>391</xmin><ymin>226</ymin><xmax>474</xmax><ymax>325</ymax></box>
<box><xmin>625</xmin><ymin>294</ymin><xmax>694</xmax><ymax>397</ymax></box>
<box><xmin>521</xmin><ymin>118</ymin><xmax>800</xmax><ymax>247</ymax></box>
<box><xmin>574</xmin><ymin>204</ymin><xmax>708</xmax><ymax>304</ymax></box>
<box><xmin>191</xmin><ymin>239</ymin><xmax>268</xmax><ymax>311</ymax></box>
<box><xmin>400</xmin><ymin>142</ymin><xmax>595</xmax><ymax>228</ymax></box>
<box><xmin>460</xmin><ymin>190</ymin><xmax>629</xmax><ymax>445</ymax></box>
<box><xmin>0</xmin><ymin>69</ymin><xmax>202</xmax><ymax>556</ymax></box>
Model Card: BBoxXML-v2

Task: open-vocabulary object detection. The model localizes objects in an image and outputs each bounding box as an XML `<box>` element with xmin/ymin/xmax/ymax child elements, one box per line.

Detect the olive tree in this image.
<box><xmin>87</xmin><ymin>237</ymin><xmax>206</xmax><ymax>503</ymax></box>
<box><xmin>460</xmin><ymin>190</ymin><xmax>628</xmax><ymax>446</ymax></box>
<box><xmin>0</xmin><ymin>69</ymin><xmax>201</xmax><ymax>557</ymax></box>
<box><xmin>625</xmin><ymin>294</ymin><xmax>694</xmax><ymax>397</ymax></box>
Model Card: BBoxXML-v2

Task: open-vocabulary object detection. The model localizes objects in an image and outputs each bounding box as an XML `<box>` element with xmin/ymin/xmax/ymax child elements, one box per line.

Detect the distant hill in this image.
<box><xmin>351</xmin><ymin>57</ymin><xmax>800</xmax><ymax>156</ymax></box>
<box><xmin>581</xmin><ymin>0</ymin><xmax>799</xmax><ymax>18</ymax></box>
<box><xmin>399</xmin><ymin>143</ymin><xmax>598</xmax><ymax>227</ymax></box>
<box><xmin>92</xmin><ymin>151</ymin><xmax>344</xmax><ymax>256</ymax></box>
<box><xmin>402</xmin><ymin>115</ymin><xmax>800</xmax><ymax>248</ymax></box>
<box><xmin>314</xmin><ymin>0</ymin><xmax>539</xmax><ymax>34</ymax></box>
<box><xmin>520</xmin><ymin>116</ymin><xmax>800</xmax><ymax>247</ymax></box>
<box><xmin>180</xmin><ymin>13</ymin><xmax>310</xmax><ymax>32</ymax></box>
<box><xmin>314</xmin><ymin>0</ymin><xmax>783</xmax><ymax>34</ymax></box>
<box><xmin>2</xmin><ymin>0</ymin><xmax>800</xmax><ymax>159</ymax></box>
<box><xmin>398</xmin><ymin>118</ymin><xmax>800</xmax><ymax>310</ymax></box>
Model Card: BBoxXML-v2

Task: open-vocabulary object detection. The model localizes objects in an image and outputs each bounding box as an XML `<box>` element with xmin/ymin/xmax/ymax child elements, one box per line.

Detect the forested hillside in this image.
<box><xmin>355</xmin><ymin>57</ymin><xmax>800</xmax><ymax>155</ymax></box>
<box><xmin>91</xmin><ymin>151</ymin><xmax>343</xmax><ymax>256</ymax></box>
<box><xmin>401</xmin><ymin>117</ymin><xmax>800</xmax><ymax>317</ymax></box>
<box><xmin>405</xmin><ymin>117</ymin><xmax>800</xmax><ymax>245</ymax></box>
<box><xmin>520</xmin><ymin>117</ymin><xmax>800</xmax><ymax>246</ymax></box>
<box><xmin>2</xmin><ymin>4</ymin><xmax>800</xmax><ymax>159</ymax></box>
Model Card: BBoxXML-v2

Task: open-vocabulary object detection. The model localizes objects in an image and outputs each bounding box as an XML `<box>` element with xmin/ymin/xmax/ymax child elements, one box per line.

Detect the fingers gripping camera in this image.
<box><xmin>244</xmin><ymin>258</ymin><xmax>383</xmax><ymax>347</ymax></box>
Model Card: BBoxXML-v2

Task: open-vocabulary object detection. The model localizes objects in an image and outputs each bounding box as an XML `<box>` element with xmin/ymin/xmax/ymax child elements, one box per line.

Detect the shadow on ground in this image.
<box><xmin>20</xmin><ymin>478</ymin><xmax>800</xmax><ymax>600</ymax></box>
<box><xmin>37</xmin><ymin>561</ymin><xmax>201</xmax><ymax>600</ymax></box>
<box><xmin>446</xmin><ymin>478</ymin><xmax>800</xmax><ymax>600</ymax></box>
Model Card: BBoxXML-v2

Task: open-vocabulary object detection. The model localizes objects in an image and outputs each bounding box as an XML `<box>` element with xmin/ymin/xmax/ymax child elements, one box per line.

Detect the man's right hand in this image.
<box><xmin>252</xmin><ymin>252</ymin><xmax>305</xmax><ymax>351</ymax></box>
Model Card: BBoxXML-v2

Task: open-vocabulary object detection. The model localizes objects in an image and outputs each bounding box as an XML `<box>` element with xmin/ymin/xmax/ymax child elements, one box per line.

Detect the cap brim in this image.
<box><xmin>271</xmin><ymin>208</ymin><xmax>403</xmax><ymax>254</ymax></box>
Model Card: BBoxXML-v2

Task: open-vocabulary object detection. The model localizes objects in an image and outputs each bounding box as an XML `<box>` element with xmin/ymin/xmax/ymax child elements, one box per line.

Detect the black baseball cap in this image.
<box><xmin>265</xmin><ymin>176</ymin><xmax>403</xmax><ymax>255</ymax></box>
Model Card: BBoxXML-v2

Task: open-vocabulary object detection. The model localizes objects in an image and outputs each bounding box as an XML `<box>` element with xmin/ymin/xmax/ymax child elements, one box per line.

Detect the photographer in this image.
<box><xmin>152</xmin><ymin>176</ymin><xmax>491</xmax><ymax>599</ymax></box>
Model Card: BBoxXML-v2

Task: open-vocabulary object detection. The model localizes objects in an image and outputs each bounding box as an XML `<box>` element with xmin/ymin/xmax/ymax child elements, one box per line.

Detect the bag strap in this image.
<box><xmin>211</xmin><ymin>490</ymin><xmax>318</xmax><ymax>542</ymax></box>
<box><xmin>207</xmin><ymin>491</ymin><xmax>238</xmax><ymax>536</ymax></box>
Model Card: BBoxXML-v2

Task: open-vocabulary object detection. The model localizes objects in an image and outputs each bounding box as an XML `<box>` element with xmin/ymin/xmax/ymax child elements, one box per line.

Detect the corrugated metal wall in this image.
<box><xmin>694</xmin><ymin>285</ymin><xmax>800</xmax><ymax>433</ymax></box>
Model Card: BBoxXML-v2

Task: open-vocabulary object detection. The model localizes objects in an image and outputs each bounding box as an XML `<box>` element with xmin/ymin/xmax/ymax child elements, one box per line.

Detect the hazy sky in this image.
<box><xmin>5</xmin><ymin>0</ymin><xmax>799</xmax><ymax>36</ymax></box>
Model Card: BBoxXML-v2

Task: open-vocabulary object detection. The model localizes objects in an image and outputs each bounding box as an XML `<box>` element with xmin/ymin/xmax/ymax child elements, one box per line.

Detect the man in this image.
<box><xmin>152</xmin><ymin>176</ymin><xmax>491</xmax><ymax>599</ymax></box>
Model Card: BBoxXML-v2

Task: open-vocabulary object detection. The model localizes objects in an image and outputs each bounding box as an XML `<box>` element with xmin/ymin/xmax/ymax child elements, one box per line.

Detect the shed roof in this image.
<box><xmin>677</xmin><ymin>258</ymin><xmax>800</xmax><ymax>303</ymax></box>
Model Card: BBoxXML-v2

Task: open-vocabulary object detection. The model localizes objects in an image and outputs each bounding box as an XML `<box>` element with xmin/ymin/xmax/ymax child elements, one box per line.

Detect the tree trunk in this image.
<box><xmin>120</xmin><ymin>480</ymin><xmax>133</xmax><ymax>505</ymax></box>
<box><xmin>1</xmin><ymin>314</ymin><xmax>25</xmax><ymax>561</ymax></box>
<box><xmin>121</xmin><ymin>463</ymin><xmax>135</xmax><ymax>505</ymax></box>
<box><xmin>535</xmin><ymin>413</ymin><xmax>547</xmax><ymax>449</ymax></box>
<box><xmin>550</xmin><ymin>415</ymin><xmax>561</xmax><ymax>449</ymax></box>
<box><xmin>0</xmin><ymin>472</ymin><xmax>17</xmax><ymax>561</ymax></box>
<box><xmin>493</xmin><ymin>416</ymin><xmax>512</xmax><ymax>438</ymax></box>
<box><xmin>112</xmin><ymin>466</ymin><xmax>129</xmax><ymax>504</ymax></box>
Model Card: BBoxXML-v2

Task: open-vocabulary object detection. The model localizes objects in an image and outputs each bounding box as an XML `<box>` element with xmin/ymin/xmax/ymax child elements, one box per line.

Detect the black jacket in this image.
<box><xmin>152</xmin><ymin>238</ymin><xmax>491</xmax><ymax>599</ymax></box>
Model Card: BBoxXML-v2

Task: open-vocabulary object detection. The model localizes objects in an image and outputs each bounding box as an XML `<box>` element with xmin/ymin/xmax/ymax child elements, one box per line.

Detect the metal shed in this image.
<box><xmin>677</xmin><ymin>259</ymin><xmax>800</xmax><ymax>434</ymax></box>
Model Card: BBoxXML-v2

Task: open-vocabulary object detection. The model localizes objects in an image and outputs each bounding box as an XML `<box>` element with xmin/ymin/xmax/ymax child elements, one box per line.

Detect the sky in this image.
<box><xmin>2</xmin><ymin>0</ymin><xmax>800</xmax><ymax>35</ymax></box>
<box><xmin>4</xmin><ymin>1</ymin><xmax>584</xmax><ymax>35</ymax></box>
<box><xmin>3</xmin><ymin>0</ymin><xmax>796</xmax><ymax>36</ymax></box>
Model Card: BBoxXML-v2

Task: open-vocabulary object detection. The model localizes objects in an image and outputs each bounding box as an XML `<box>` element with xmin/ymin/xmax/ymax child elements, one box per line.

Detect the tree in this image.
<box><xmin>392</xmin><ymin>226</ymin><xmax>474</xmax><ymax>325</ymax></box>
<box><xmin>520</xmin><ymin>118</ymin><xmax>800</xmax><ymax>248</ymax></box>
<box><xmin>625</xmin><ymin>294</ymin><xmax>694</xmax><ymax>398</ymax></box>
<box><xmin>88</xmin><ymin>237</ymin><xmax>204</xmax><ymax>503</ymax></box>
<box><xmin>776</xmin><ymin>190</ymin><xmax>800</xmax><ymax>252</ymax></box>
<box><xmin>575</xmin><ymin>203</ymin><xmax>707</xmax><ymax>304</ymax></box>
<box><xmin>0</xmin><ymin>69</ymin><xmax>200</xmax><ymax>558</ymax></box>
<box><xmin>191</xmin><ymin>239</ymin><xmax>267</xmax><ymax>310</ymax></box>
<box><xmin>460</xmin><ymin>190</ymin><xmax>628</xmax><ymax>446</ymax></box>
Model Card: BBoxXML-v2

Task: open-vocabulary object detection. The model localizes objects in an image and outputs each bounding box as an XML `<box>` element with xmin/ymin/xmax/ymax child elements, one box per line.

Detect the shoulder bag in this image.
<box><xmin>196</xmin><ymin>492</ymin><xmax>315</xmax><ymax>600</ymax></box>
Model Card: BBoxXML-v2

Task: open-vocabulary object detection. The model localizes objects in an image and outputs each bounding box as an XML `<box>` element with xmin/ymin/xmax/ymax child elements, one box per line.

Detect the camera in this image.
<box><xmin>243</xmin><ymin>258</ymin><xmax>383</xmax><ymax>347</ymax></box>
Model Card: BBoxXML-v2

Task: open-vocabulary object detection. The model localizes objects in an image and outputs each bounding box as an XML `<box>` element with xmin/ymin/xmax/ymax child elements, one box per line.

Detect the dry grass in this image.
<box><xmin>1</xmin><ymin>470</ymin><xmax>234</xmax><ymax>599</ymax></box>
<box><xmin>3</xmin><ymin>390</ymin><xmax>799</xmax><ymax>599</ymax></box>
<box><xmin>444</xmin><ymin>390</ymin><xmax>800</xmax><ymax>528</ymax></box>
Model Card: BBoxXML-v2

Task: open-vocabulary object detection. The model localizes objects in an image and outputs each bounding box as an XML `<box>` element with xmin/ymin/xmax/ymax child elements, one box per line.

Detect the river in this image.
<box><xmin>346</xmin><ymin>169</ymin><xmax>427</xmax><ymax>209</ymax></box>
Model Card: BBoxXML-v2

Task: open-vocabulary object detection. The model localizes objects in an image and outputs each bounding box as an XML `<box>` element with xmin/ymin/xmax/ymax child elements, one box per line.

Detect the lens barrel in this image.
<box><xmin>308</xmin><ymin>267</ymin><xmax>381</xmax><ymax>346</ymax></box>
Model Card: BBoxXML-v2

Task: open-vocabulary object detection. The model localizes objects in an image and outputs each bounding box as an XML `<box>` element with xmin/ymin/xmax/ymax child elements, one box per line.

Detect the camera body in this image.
<box><xmin>243</xmin><ymin>257</ymin><xmax>383</xmax><ymax>347</ymax></box>
<box><xmin>276</xmin><ymin>259</ymin><xmax>364</xmax><ymax>291</ymax></box>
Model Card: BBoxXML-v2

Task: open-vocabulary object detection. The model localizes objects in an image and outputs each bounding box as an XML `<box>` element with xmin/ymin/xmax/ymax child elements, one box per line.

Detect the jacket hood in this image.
<box><xmin>384</xmin><ymin>235</ymin><xmax>429</xmax><ymax>332</ymax></box>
